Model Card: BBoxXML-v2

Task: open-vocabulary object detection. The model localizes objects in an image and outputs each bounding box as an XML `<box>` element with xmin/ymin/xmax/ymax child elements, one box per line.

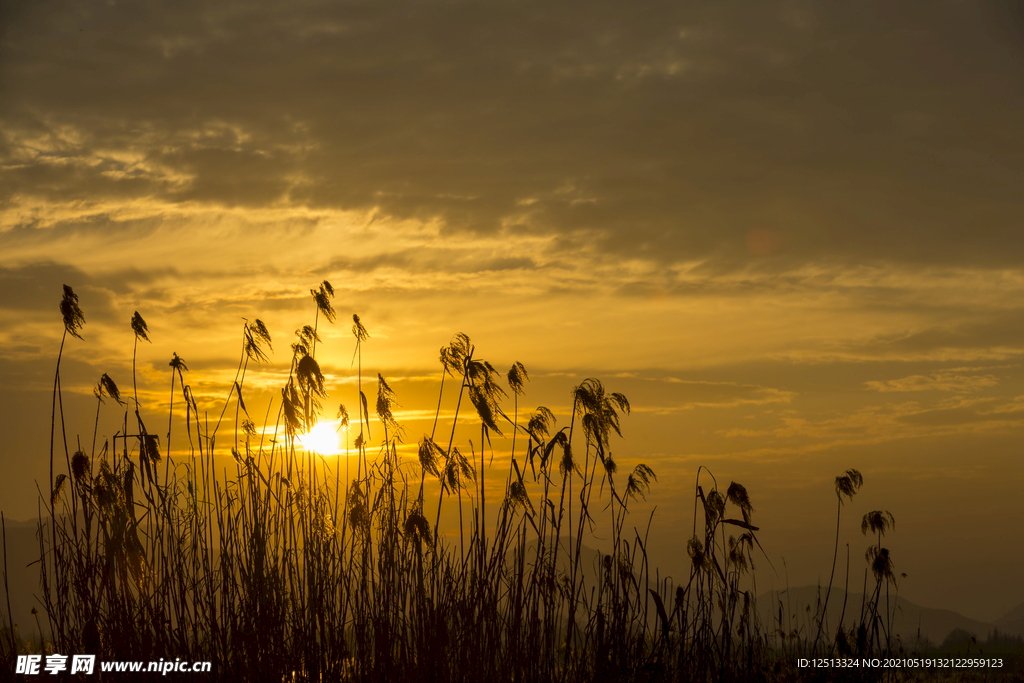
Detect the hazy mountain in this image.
<box><xmin>757</xmin><ymin>585</ymin><xmax>1016</xmax><ymax>647</ymax></box>
<box><xmin>995</xmin><ymin>602</ymin><xmax>1024</xmax><ymax>638</ymax></box>
<box><xmin>1</xmin><ymin>517</ymin><xmax>47</xmax><ymax>642</ymax></box>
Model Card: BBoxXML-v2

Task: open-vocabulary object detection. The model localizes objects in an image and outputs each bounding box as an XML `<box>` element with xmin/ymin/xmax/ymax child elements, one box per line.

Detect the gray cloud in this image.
<box><xmin>896</xmin><ymin>405</ymin><xmax>1021</xmax><ymax>427</ymax></box>
<box><xmin>0</xmin><ymin>262</ymin><xmax>184</xmax><ymax>323</ymax></box>
<box><xmin>320</xmin><ymin>249</ymin><xmax>535</xmax><ymax>275</ymax></box>
<box><xmin>865</xmin><ymin>371</ymin><xmax>1000</xmax><ymax>393</ymax></box>
<box><xmin>2</xmin><ymin>0</ymin><xmax>1022</xmax><ymax>268</ymax></box>
<box><xmin>0</xmin><ymin>262</ymin><xmax>91</xmax><ymax>312</ymax></box>
<box><xmin>847</xmin><ymin>314</ymin><xmax>1024</xmax><ymax>361</ymax></box>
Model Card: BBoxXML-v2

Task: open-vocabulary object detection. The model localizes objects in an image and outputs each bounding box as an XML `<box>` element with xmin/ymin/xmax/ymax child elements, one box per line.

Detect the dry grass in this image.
<box><xmin>3</xmin><ymin>284</ymin><xmax>1017</xmax><ymax>682</ymax></box>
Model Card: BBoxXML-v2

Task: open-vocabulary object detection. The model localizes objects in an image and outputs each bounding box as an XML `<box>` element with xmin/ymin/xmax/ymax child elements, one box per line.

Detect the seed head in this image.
<box><xmin>131</xmin><ymin>311</ymin><xmax>150</xmax><ymax>342</ymax></box>
<box><xmin>60</xmin><ymin>285</ymin><xmax>85</xmax><ymax>340</ymax></box>
<box><xmin>352</xmin><ymin>314</ymin><xmax>369</xmax><ymax>342</ymax></box>
<box><xmin>507</xmin><ymin>361</ymin><xmax>528</xmax><ymax>395</ymax></box>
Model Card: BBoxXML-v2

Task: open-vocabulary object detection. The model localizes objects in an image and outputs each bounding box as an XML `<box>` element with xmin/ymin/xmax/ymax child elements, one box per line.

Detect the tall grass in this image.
<box><xmin>2</xmin><ymin>285</ymin><xmax>934</xmax><ymax>682</ymax></box>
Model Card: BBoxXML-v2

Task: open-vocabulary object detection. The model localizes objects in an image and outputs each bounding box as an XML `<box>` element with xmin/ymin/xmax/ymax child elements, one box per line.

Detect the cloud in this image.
<box><xmin>837</xmin><ymin>313</ymin><xmax>1024</xmax><ymax>363</ymax></box>
<box><xmin>1</xmin><ymin>0</ymin><xmax>1022</xmax><ymax>269</ymax></box>
<box><xmin>865</xmin><ymin>371</ymin><xmax>1000</xmax><ymax>393</ymax></box>
<box><xmin>716</xmin><ymin>398</ymin><xmax>1024</xmax><ymax>454</ymax></box>
<box><xmin>648</xmin><ymin>378</ymin><xmax>796</xmax><ymax>410</ymax></box>
<box><xmin>0</xmin><ymin>262</ymin><xmax>94</xmax><ymax>312</ymax></box>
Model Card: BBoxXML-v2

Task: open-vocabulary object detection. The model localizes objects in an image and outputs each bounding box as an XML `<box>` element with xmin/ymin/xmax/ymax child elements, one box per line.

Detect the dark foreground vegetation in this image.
<box><xmin>2</xmin><ymin>284</ymin><xmax>1021</xmax><ymax>682</ymax></box>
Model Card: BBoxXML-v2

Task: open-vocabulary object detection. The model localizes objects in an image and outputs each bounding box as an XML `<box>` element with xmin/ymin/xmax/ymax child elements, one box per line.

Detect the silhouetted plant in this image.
<box><xmin>815</xmin><ymin>468</ymin><xmax>863</xmax><ymax>653</ymax></box>
<box><xmin>861</xmin><ymin>509</ymin><xmax>897</xmax><ymax>654</ymax></box>
<box><xmin>17</xmin><ymin>282</ymin><xmax>936</xmax><ymax>683</ymax></box>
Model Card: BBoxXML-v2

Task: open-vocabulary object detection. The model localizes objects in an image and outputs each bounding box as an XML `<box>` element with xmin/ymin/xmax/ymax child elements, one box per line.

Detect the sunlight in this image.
<box><xmin>298</xmin><ymin>420</ymin><xmax>346</xmax><ymax>455</ymax></box>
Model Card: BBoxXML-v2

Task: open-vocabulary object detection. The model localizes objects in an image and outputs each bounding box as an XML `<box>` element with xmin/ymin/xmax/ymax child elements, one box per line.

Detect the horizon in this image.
<box><xmin>2</xmin><ymin>0</ymin><xmax>1024</xmax><ymax>632</ymax></box>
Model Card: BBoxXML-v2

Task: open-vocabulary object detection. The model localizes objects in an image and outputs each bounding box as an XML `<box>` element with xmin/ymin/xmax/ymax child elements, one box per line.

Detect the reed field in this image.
<box><xmin>2</xmin><ymin>284</ymin><xmax>1019</xmax><ymax>682</ymax></box>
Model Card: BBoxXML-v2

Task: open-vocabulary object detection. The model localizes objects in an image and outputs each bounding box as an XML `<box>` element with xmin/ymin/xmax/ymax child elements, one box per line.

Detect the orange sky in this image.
<box><xmin>1</xmin><ymin>0</ymin><xmax>1023</xmax><ymax>623</ymax></box>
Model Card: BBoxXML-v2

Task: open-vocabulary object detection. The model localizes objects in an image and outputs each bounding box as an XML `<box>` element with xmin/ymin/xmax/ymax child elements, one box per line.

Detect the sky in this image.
<box><xmin>1</xmin><ymin>0</ymin><xmax>1023</xmax><ymax>624</ymax></box>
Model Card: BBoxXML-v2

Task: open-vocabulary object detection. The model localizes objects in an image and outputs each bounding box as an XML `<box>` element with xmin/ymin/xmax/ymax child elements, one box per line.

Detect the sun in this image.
<box><xmin>299</xmin><ymin>421</ymin><xmax>344</xmax><ymax>455</ymax></box>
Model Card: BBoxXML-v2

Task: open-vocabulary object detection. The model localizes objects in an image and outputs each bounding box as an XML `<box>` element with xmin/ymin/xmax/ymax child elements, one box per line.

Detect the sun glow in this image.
<box><xmin>298</xmin><ymin>420</ymin><xmax>346</xmax><ymax>455</ymax></box>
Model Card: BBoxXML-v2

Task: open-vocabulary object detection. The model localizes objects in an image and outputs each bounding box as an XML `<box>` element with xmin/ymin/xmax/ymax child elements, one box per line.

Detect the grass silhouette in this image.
<box><xmin>3</xmin><ymin>284</ymin><xmax>1018</xmax><ymax>682</ymax></box>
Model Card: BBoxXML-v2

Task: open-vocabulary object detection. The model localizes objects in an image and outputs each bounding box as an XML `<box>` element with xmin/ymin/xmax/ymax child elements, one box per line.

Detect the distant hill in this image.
<box><xmin>757</xmin><ymin>585</ymin><xmax>1020</xmax><ymax>647</ymax></box>
<box><xmin>995</xmin><ymin>602</ymin><xmax>1024</xmax><ymax>637</ymax></box>
<box><xmin>1</xmin><ymin>517</ymin><xmax>47</xmax><ymax>642</ymax></box>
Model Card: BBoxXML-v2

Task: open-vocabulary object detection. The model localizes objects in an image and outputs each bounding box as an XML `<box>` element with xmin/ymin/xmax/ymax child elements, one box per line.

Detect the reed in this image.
<box><xmin>3</xmin><ymin>284</ymin><xmax>945</xmax><ymax>682</ymax></box>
